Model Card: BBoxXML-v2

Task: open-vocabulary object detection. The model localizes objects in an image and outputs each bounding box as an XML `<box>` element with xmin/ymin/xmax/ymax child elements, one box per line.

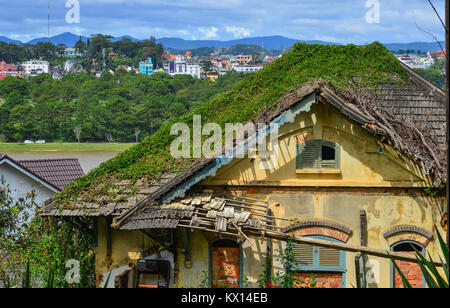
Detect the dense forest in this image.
<box><xmin>0</xmin><ymin>35</ymin><xmax>164</xmax><ymax>70</ymax></box>
<box><xmin>0</xmin><ymin>71</ymin><xmax>247</xmax><ymax>143</ymax></box>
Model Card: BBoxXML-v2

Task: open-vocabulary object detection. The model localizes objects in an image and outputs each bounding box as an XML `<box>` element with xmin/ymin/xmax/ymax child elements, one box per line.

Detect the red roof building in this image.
<box><xmin>433</xmin><ymin>50</ymin><xmax>446</xmax><ymax>60</ymax></box>
<box><xmin>0</xmin><ymin>60</ymin><xmax>21</xmax><ymax>80</ymax></box>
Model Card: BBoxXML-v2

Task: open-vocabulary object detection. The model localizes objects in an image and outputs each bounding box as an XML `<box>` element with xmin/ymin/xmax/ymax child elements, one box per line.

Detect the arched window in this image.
<box><xmin>391</xmin><ymin>241</ymin><xmax>425</xmax><ymax>288</ymax></box>
<box><xmin>293</xmin><ymin>235</ymin><xmax>346</xmax><ymax>288</ymax></box>
<box><xmin>209</xmin><ymin>238</ymin><xmax>242</xmax><ymax>288</ymax></box>
<box><xmin>296</xmin><ymin>140</ymin><xmax>341</xmax><ymax>170</ymax></box>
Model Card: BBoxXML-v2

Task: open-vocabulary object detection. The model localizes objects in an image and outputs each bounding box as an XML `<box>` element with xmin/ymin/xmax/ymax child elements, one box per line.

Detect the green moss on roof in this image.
<box><xmin>57</xmin><ymin>42</ymin><xmax>408</xmax><ymax>205</ymax></box>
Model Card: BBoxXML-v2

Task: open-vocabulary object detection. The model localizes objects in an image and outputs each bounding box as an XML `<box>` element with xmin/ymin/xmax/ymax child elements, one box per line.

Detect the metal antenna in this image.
<box><xmin>48</xmin><ymin>0</ymin><xmax>50</xmax><ymax>42</ymax></box>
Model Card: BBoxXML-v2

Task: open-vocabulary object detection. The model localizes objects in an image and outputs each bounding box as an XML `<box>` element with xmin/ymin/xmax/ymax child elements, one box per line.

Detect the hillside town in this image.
<box><xmin>1</xmin><ymin>42</ymin><xmax>277</xmax><ymax>81</ymax></box>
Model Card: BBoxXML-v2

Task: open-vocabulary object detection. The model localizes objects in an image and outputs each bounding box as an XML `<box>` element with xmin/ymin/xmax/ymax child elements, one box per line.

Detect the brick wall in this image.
<box><xmin>393</xmin><ymin>252</ymin><xmax>423</xmax><ymax>288</ymax></box>
<box><xmin>211</xmin><ymin>247</ymin><xmax>240</xmax><ymax>288</ymax></box>
<box><xmin>296</xmin><ymin>272</ymin><xmax>343</xmax><ymax>288</ymax></box>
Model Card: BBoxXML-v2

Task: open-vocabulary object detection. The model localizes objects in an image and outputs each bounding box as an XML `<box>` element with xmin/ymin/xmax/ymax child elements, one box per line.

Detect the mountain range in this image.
<box><xmin>0</xmin><ymin>32</ymin><xmax>445</xmax><ymax>53</ymax></box>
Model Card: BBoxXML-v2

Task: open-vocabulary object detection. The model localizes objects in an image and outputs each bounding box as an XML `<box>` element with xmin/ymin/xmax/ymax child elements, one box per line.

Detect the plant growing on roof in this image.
<box><xmin>56</xmin><ymin>43</ymin><xmax>410</xmax><ymax>208</ymax></box>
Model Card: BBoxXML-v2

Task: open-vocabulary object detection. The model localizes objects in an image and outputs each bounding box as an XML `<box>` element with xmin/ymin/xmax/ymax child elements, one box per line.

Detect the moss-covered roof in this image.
<box><xmin>52</xmin><ymin>42</ymin><xmax>425</xmax><ymax>209</ymax></box>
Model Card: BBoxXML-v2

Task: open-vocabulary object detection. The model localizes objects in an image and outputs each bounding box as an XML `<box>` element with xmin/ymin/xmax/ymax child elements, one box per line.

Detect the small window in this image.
<box><xmin>296</xmin><ymin>140</ymin><xmax>340</xmax><ymax>170</ymax></box>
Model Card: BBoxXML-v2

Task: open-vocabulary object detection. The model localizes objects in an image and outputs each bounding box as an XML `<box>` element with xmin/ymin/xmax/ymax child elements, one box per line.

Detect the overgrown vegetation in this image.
<box><xmin>257</xmin><ymin>238</ymin><xmax>323</xmax><ymax>288</ymax></box>
<box><xmin>0</xmin><ymin>176</ymin><xmax>95</xmax><ymax>288</ymax></box>
<box><xmin>54</xmin><ymin>42</ymin><xmax>409</xmax><ymax>206</ymax></box>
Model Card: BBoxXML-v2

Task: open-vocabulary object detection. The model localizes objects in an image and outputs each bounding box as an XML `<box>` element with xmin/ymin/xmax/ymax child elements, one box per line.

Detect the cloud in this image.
<box><xmin>177</xmin><ymin>30</ymin><xmax>190</xmax><ymax>36</ymax></box>
<box><xmin>0</xmin><ymin>0</ymin><xmax>446</xmax><ymax>44</ymax></box>
<box><xmin>226</xmin><ymin>26</ymin><xmax>253</xmax><ymax>39</ymax></box>
<box><xmin>197</xmin><ymin>26</ymin><xmax>219</xmax><ymax>39</ymax></box>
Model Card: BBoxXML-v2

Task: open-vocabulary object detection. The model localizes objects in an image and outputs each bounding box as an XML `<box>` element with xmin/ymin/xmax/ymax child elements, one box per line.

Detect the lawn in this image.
<box><xmin>0</xmin><ymin>143</ymin><xmax>134</xmax><ymax>152</ymax></box>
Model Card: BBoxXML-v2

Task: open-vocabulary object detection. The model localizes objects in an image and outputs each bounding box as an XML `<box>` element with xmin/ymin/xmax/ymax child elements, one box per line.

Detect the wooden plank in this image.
<box><xmin>260</xmin><ymin>230</ymin><xmax>445</xmax><ymax>267</ymax></box>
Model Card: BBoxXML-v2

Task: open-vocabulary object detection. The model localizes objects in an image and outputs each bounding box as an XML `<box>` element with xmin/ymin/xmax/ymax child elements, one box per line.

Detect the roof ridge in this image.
<box><xmin>398</xmin><ymin>61</ymin><xmax>446</xmax><ymax>102</ymax></box>
<box><xmin>18</xmin><ymin>158</ymin><xmax>80</xmax><ymax>162</ymax></box>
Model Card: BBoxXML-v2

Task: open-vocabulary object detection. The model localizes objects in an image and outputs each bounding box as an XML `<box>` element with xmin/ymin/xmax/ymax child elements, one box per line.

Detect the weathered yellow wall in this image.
<box><xmin>95</xmin><ymin>218</ymin><xmax>156</xmax><ymax>283</ymax></box>
<box><xmin>96</xmin><ymin>100</ymin><xmax>445</xmax><ymax>288</ymax></box>
<box><xmin>198</xmin><ymin>101</ymin><xmax>444</xmax><ymax>288</ymax></box>
<box><xmin>203</xmin><ymin>102</ymin><xmax>430</xmax><ymax>188</ymax></box>
<box><xmin>174</xmin><ymin>230</ymin><xmax>268</xmax><ymax>288</ymax></box>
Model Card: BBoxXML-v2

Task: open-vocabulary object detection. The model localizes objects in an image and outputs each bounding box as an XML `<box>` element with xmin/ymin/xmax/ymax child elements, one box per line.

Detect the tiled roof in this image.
<box><xmin>17</xmin><ymin>158</ymin><xmax>84</xmax><ymax>190</ymax></box>
<box><xmin>40</xmin><ymin>173</ymin><xmax>176</xmax><ymax>217</ymax></box>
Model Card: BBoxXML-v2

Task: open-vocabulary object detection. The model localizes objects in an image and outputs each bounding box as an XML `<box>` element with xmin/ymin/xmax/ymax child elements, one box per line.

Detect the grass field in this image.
<box><xmin>0</xmin><ymin>143</ymin><xmax>135</xmax><ymax>152</ymax></box>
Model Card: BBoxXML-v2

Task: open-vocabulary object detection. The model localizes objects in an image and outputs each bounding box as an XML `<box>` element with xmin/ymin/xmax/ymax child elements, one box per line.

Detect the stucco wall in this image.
<box><xmin>95</xmin><ymin>100</ymin><xmax>445</xmax><ymax>288</ymax></box>
<box><xmin>0</xmin><ymin>162</ymin><xmax>55</xmax><ymax>205</ymax></box>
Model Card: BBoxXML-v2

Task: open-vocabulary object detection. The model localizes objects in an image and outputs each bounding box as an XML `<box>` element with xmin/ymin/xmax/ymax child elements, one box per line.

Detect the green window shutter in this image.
<box><xmin>297</xmin><ymin>140</ymin><xmax>340</xmax><ymax>170</ymax></box>
<box><xmin>296</xmin><ymin>140</ymin><xmax>320</xmax><ymax>169</ymax></box>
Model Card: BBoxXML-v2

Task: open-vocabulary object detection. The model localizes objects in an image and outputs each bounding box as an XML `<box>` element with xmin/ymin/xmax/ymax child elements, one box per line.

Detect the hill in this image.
<box><xmin>0</xmin><ymin>32</ymin><xmax>446</xmax><ymax>53</ymax></box>
<box><xmin>27</xmin><ymin>32</ymin><xmax>88</xmax><ymax>46</ymax></box>
<box><xmin>384</xmin><ymin>41</ymin><xmax>445</xmax><ymax>53</ymax></box>
<box><xmin>0</xmin><ymin>36</ymin><xmax>22</xmax><ymax>45</ymax></box>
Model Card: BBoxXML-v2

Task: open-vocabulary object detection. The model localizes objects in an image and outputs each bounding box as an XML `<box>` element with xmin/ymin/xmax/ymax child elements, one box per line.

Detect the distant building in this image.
<box><xmin>64</xmin><ymin>59</ymin><xmax>82</xmax><ymax>74</ymax></box>
<box><xmin>432</xmin><ymin>50</ymin><xmax>446</xmax><ymax>60</ymax></box>
<box><xmin>22</xmin><ymin>60</ymin><xmax>50</xmax><ymax>77</ymax></box>
<box><xmin>139</xmin><ymin>58</ymin><xmax>154</xmax><ymax>76</ymax></box>
<box><xmin>186</xmin><ymin>64</ymin><xmax>201</xmax><ymax>78</ymax></box>
<box><xmin>64</xmin><ymin>48</ymin><xmax>84</xmax><ymax>58</ymax></box>
<box><xmin>0</xmin><ymin>60</ymin><xmax>21</xmax><ymax>80</ymax></box>
<box><xmin>235</xmin><ymin>55</ymin><xmax>253</xmax><ymax>65</ymax></box>
<box><xmin>117</xmin><ymin>65</ymin><xmax>133</xmax><ymax>73</ymax></box>
<box><xmin>166</xmin><ymin>56</ymin><xmax>201</xmax><ymax>78</ymax></box>
<box><xmin>206</xmin><ymin>70</ymin><xmax>219</xmax><ymax>81</ymax></box>
<box><xmin>233</xmin><ymin>64</ymin><xmax>264</xmax><ymax>73</ymax></box>
<box><xmin>51</xmin><ymin>67</ymin><xmax>63</xmax><ymax>80</ymax></box>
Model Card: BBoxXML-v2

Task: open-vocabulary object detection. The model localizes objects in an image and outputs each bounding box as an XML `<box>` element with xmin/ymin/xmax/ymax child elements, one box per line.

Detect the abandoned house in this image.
<box><xmin>41</xmin><ymin>43</ymin><xmax>447</xmax><ymax>288</ymax></box>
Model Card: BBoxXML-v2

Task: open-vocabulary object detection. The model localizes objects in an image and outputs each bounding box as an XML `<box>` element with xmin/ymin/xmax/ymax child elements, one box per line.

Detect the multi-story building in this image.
<box><xmin>0</xmin><ymin>61</ymin><xmax>21</xmax><ymax>80</ymax></box>
<box><xmin>139</xmin><ymin>58</ymin><xmax>154</xmax><ymax>76</ymax></box>
<box><xmin>235</xmin><ymin>55</ymin><xmax>253</xmax><ymax>65</ymax></box>
<box><xmin>166</xmin><ymin>55</ymin><xmax>201</xmax><ymax>78</ymax></box>
<box><xmin>186</xmin><ymin>64</ymin><xmax>201</xmax><ymax>78</ymax></box>
<box><xmin>22</xmin><ymin>60</ymin><xmax>50</xmax><ymax>77</ymax></box>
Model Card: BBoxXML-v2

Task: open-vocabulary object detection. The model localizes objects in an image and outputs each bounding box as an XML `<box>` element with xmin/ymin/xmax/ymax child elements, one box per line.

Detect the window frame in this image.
<box><xmin>208</xmin><ymin>237</ymin><xmax>243</xmax><ymax>288</ymax></box>
<box><xmin>390</xmin><ymin>240</ymin><xmax>426</xmax><ymax>288</ymax></box>
<box><xmin>293</xmin><ymin>235</ymin><xmax>346</xmax><ymax>274</ymax></box>
<box><xmin>296</xmin><ymin>140</ymin><xmax>341</xmax><ymax>171</ymax></box>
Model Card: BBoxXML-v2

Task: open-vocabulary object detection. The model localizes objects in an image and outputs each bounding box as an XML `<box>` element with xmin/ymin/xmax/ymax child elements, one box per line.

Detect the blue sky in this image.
<box><xmin>1</xmin><ymin>0</ymin><xmax>446</xmax><ymax>44</ymax></box>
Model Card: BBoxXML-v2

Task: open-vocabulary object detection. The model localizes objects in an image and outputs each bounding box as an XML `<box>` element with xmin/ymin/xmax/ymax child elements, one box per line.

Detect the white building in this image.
<box><xmin>64</xmin><ymin>48</ymin><xmax>84</xmax><ymax>58</ymax></box>
<box><xmin>186</xmin><ymin>64</ymin><xmax>201</xmax><ymax>78</ymax></box>
<box><xmin>22</xmin><ymin>60</ymin><xmax>50</xmax><ymax>77</ymax></box>
<box><xmin>0</xmin><ymin>154</ymin><xmax>84</xmax><ymax>205</ymax></box>
<box><xmin>233</xmin><ymin>64</ymin><xmax>264</xmax><ymax>73</ymax></box>
<box><xmin>166</xmin><ymin>56</ymin><xmax>201</xmax><ymax>78</ymax></box>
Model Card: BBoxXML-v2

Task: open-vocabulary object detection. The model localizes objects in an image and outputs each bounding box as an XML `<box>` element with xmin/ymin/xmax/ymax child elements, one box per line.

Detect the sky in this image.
<box><xmin>0</xmin><ymin>0</ymin><xmax>446</xmax><ymax>44</ymax></box>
